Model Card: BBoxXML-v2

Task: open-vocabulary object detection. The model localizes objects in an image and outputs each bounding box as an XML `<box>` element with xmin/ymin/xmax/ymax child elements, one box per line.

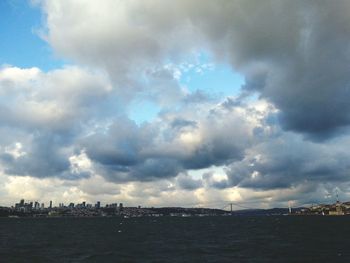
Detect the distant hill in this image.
<box><xmin>149</xmin><ymin>207</ymin><xmax>228</xmax><ymax>215</ymax></box>
<box><xmin>231</xmin><ymin>207</ymin><xmax>304</xmax><ymax>216</ymax></box>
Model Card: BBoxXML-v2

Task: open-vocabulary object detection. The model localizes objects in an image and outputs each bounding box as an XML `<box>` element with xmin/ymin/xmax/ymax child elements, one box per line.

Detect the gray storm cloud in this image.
<box><xmin>225</xmin><ymin>133</ymin><xmax>350</xmax><ymax>190</ymax></box>
<box><xmin>81</xmin><ymin>101</ymin><xmax>257</xmax><ymax>182</ymax></box>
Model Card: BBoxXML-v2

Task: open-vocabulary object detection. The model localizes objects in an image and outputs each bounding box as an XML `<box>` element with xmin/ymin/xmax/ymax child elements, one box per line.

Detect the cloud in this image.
<box><xmin>205</xmin><ymin>0</ymin><xmax>350</xmax><ymax>138</ymax></box>
<box><xmin>80</xmin><ymin>98</ymin><xmax>264</xmax><ymax>182</ymax></box>
<box><xmin>0</xmin><ymin>64</ymin><xmax>264</xmax><ymax>185</ymax></box>
<box><xmin>0</xmin><ymin>66</ymin><xmax>112</xmax><ymax>133</ymax></box>
<box><xmin>2</xmin><ymin>1</ymin><xmax>350</xmax><ymax>207</ymax></box>
<box><xmin>0</xmin><ymin>66</ymin><xmax>111</xmax><ymax>178</ymax></box>
<box><xmin>39</xmin><ymin>0</ymin><xmax>350</xmax><ymax>139</ymax></box>
<box><xmin>225</xmin><ymin>131</ymin><xmax>350</xmax><ymax>193</ymax></box>
<box><xmin>176</xmin><ymin>173</ymin><xmax>203</xmax><ymax>190</ymax></box>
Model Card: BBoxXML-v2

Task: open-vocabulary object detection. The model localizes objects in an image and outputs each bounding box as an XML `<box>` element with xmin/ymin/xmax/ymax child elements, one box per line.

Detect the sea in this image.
<box><xmin>0</xmin><ymin>216</ymin><xmax>349</xmax><ymax>262</ymax></box>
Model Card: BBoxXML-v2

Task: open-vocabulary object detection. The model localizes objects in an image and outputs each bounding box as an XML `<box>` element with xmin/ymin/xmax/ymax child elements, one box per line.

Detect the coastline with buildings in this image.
<box><xmin>1</xmin><ymin>199</ymin><xmax>350</xmax><ymax>218</ymax></box>
<box><xmin>0</xmin><ymin>199</ymin><xmax>229</xmax><ymax>218</ymax></box>
<box><xmin>292</xmin><ymin>200</ymin><xmax>350</xmax><ymax>216</ymax></box>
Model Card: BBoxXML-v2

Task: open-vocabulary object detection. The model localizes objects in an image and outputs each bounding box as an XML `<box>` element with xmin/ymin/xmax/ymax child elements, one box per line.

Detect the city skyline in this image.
<box><xmin>11</xmin><ymin>198</ymin><xmax>119</xmax><ymax>209</ymax></box>
<box><xmin>1</xmin><ymin>1</ymin><xmax>350</xmax><ymax>208</ymax></box>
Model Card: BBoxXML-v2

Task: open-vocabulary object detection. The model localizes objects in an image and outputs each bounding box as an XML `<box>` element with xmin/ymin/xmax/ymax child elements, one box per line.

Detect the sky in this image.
<box><xmin>1</xmin><ymin>0</ymin><xmax>350</xmax><ymax>209</ymax></box>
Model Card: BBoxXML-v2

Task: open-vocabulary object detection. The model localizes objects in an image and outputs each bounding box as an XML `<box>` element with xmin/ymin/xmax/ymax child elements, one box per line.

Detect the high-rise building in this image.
<box><xmin>95</xmin><ymin>201</ymin><xmax>101</xmax><ymax>209</ymax></box>
<box><xmin>49</xmin><ymin>200</ymin><xmax>52</xmax><ymax>209</ymax></box>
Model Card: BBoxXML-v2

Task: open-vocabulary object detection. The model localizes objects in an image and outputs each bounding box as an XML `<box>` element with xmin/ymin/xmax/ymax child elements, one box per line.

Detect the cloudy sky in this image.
<box><xmin>1</xmin><ymin>0</ymin><xmax>350</xmax><ymax>209</ymax></box>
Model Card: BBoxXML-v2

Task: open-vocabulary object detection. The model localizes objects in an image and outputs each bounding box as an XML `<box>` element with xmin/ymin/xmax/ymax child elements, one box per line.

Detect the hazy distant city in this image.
<box><xmin>2</xmin><ymin>198</ymin><xmax>350</xmax><ymax>218</ymax></box>
<box><xmin>0</xmin><ymin>199</ymin><xmax>230</xmax><ymax>218</ymax></box>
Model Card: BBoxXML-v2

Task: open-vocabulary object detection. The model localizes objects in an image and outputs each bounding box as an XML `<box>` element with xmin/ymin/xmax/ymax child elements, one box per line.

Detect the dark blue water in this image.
<box><xmin>0</xmin><ymin>216</ymin><xmax>349</xmax><ymax>262</ymax></box>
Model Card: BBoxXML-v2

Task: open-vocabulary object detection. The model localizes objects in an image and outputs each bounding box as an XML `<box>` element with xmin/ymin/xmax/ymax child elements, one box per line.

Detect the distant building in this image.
<box><xmin>329</xmin><ymin>201</ymin><xmax>345</xmax><ymax>216</ymax></box>
<box><xmin>106</xmin><ymin>203</ymin><xmax>118</xmax><ymax>208</ymax></box>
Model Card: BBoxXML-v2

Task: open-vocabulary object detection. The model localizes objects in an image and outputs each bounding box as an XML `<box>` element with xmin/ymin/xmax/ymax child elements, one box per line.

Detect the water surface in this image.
<box><xmin>0</xmin><ymin>216</ymin><xmax>349</xmax><ymax>262</ymax></box>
